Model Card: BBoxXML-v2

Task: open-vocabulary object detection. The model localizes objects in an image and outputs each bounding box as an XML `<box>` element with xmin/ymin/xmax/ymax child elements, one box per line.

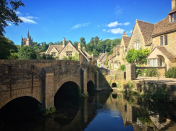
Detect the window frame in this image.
<box><xmin>164</xmin><ymin>35</ymin><xmax>168</xmax><ymax>45</ymax></box>
<box><xmin>66</xmin><ymin>51</ymin><xmax>72</xmax><ymax>56</ymax></box>
<box><xmin>160</xmin><ymin>36</ymin><xmax>163</xmax><ymax>46</ymax></box>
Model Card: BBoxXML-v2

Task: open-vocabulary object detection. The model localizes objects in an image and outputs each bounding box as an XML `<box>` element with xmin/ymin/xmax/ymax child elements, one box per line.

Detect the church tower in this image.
<box><xmin>21</xmin><ymin>30</ymin><xmax>33</xmax><ymax>47</ymax></box>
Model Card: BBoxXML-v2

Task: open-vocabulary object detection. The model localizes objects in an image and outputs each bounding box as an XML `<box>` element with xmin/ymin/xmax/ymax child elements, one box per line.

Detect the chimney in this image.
<box><xmin>172</xmin><ymin>0</ymin><xmax>176</xmax><ymax>9</ymax></box>
<box><xmin>122</xmin><ymin>31</ymin><xmax>128</xmax><ymax>37</ymax></box>
<box><xmin>78</xmin><ymin>42</ymin><xmax>81</xmax><ymax>50</ymax></box>
<box><xmin>63</xmin><ymin>37</ymin><xmax>66</xmax><ymax>47</ymax></box>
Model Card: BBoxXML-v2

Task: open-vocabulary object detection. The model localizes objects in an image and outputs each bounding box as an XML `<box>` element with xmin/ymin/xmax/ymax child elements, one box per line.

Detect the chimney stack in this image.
<box><xmin>122</xmin><ymin>31</ymin><xmax>128</xmax><ymax>37</ymax></box>
<box><xmin>172</xmin><ymin>0</ymin><xmax>176</xmax><ymax>9</ymax></box>
<box><xmin>63</xmin><ymin>37</ymin><xmax>66</xmax><ymax>47</ymax></box>
<box><xmin>78</xmin><ymin>42</ymin><xmax>81</xmax><ymax>50</ymax></box>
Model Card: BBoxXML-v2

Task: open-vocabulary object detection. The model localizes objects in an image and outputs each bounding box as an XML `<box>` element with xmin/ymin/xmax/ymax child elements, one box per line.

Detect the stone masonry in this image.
<box><xmin>0</xmin><ymin>60</ymin><xmax>99</xmax><ymax>110</ymax></box>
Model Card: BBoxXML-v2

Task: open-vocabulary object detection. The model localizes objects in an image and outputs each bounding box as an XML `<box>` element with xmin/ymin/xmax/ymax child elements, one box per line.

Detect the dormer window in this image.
<box><xmin>170</xmin><ymin>12</ymin><xmax>176</xmax><ymax>22</ymax></box>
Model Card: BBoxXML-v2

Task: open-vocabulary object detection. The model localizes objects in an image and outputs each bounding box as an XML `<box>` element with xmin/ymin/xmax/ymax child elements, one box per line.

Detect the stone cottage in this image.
<box><xmin>44</xmin><ymin>38</ymin><xmax>93</xmax><ymax>63</ymax></box>
<box><xmin>147</xmin><ymin>0</ymin><xmax>176</xmax><ymax>70</ymax></box>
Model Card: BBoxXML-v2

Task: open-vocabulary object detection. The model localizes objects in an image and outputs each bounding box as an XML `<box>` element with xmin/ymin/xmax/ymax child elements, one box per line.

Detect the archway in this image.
<box><xmin>54</xmin><ymin>81</ymin><xmax>80</xmax><ymax>125</ymax></box>
<box><xmin>87</xmin><ymin>80</ymin><xmax>95</xmax><ymax>95</ymax></box>
<box><xmin>0</xmin><ymin>96</ymin><xmax>41</xmax><ymax>130</ymax></box>
<box><xmin>112</xmin><ymin>83</ymin><xmax>117</xmax><ymax>87</ymax></box>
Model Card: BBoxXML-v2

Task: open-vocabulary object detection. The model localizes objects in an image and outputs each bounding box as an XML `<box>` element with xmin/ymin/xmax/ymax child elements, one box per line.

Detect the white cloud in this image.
<box><xmin>19</xmin><ymin>17</ymin><xmax>37</xmax><ymax>24</ymax></box>
<box><xmin>15</xmin><ymin>11</ymin><xmax>20</xmax><ymax>15</ymax></box>
<box><xmin>26</xmin><ymin>16</ymin><xmax>38</xmax><ymax>19</ymax></box>
<box><xmin>7</xmin><ymin>23</ymin><xmax>12</xmax><ymax>26</ymax></box>
<box><xmin>123</xmin><ymin>22</ymin><xmax>130</xmax><ymax>26</ymax></box>
<box><xmin>107</xmin><ymin>21</ymin><xmax>122</xmax><ymax>28</ymax></box>
<box><xmin>71</xmin><ymin>23</ymin><xmax>90</xmax><ymax>29</ymax></box>
<box><xmin>108</xmin><ymin>37</ymin><xmax>118</xmax><ymax>40</ymax></box>
<box><xmin>103</xmin><ymin>29</ymin><xmax>106</xmax><ymax>32</ymax></box>
<box><xmin>107</xmin><ymin>28</ymin><xmax>124</xmax><ymax>34</ymax></box>
<box><xmin>114</xmin><ymin>5</ymin><xmax>124</xmax><ymax>15</ymax></box>
<box><xmin>130</xmin><ymin>30</ymin><xmax>132</xmax><ymax>33</ymax></box>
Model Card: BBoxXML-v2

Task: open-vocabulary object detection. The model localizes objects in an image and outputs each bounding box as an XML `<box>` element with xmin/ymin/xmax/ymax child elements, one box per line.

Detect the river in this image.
<box><xmin>1</xmin><ymin>91</ymin><xmax>176</xmax><ymax>131</ymax></box>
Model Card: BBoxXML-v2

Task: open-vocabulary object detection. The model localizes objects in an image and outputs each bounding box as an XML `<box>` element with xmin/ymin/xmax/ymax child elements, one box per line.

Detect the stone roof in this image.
<box><xmin>152</xmin><ymin>15</ymin><xmax>176</xmax><ymax>37</ymax></box>
<box><xmin>99</xmin><ymin>53</ymin><xmax>106</xmax><ymax>62</ymax></box>
<box><xmin>116</xmin><ymin>45</ymin><xmax>120</xmax><ymax>54</ymax></box>
<box><xmin>108</xmin><ymin>55</ymin><xmax>113</xmax><ymax>61</ymax></box>
<box><xmin>137</xmin><ymin>20</ymin><xmax>154</xmax><ymax>46</ymax></box>
<box><xmin>154</xmin><ymin>46</ymin><xmax>176</xmax><ymax>59</ymax></box>
<box><xmin>169</xmin><ymin>6</ymin><xmax>176</xmax><ymax>14</ymax></box>
<box><xmin>122</xmin><ymin>36</ymin><xmax>130</xmax><ymax>47</ymax></box>
<box><xmin>46</xmin><ymin>45</ymin><xmax>64</xmax><ymax>53</ymax></box>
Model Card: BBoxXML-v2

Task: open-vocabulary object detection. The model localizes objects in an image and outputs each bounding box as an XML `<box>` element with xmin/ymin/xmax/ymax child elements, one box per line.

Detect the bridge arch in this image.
<box><xmin>0</xmin><ymin>96</ymin><xmax>41</xmax><ymax>119</ymax></box>
<box><xmin>87</xmin><ymin>80</ymin><xmax>95</xmax><ymax>95</ymax></box>
<box><xmin>0</xmin><ymin>92</ymin><xmax>42</xmax><ymax>110</ymax></box>
<box><xmin>112</xmin><ymin>83</ymin><xmax>117</xmax><ymax>87</ymax></box>
<box><xmin>54</xmin><ymin>81</ymin><xmax>81</xmax><ymax>109</ymax></box>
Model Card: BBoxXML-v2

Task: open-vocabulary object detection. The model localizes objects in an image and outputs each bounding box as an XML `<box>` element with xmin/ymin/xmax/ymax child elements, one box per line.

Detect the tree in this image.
<box><xmin>0</xmin><ymin>0</ymin><xmax>25</xmax><ymax>36</ymax></box>
<box><xmin>126</xmin><ymin>48</ymin><xmax>150</xmax><ymax>64</ymax></box>
<box><xmin>0</xmin><ymin>36</ymin><xmax>18</xmax><ymax>59</ymax></box>
<box><xmin>18</xmin><ymin>46</ymin><xmax>37</xmax><ymax>59</ymax></box>
<box><xmin>94</xmin><ymin>36</ymin><xmax>99</xmax><ymax>46</ymax></box>
<box><xmin>80</xmin><ymin>37</ymin><xmax>86</xmax><ymax>49</ymax></box>
<box><xmin>74</xmin><ymin>41</ymin><xmax>78</xmax><ymax>49</ymax></box>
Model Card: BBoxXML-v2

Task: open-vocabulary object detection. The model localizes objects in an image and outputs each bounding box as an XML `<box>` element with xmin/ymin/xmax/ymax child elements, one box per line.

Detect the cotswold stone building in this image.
<box><xmin>127</xmin><ymin>20</ymin><xmax>154</xmax><ymax>51</ymax></box>
<box><xmin>44</xmin><ymin>38</ymin><xmax>93</xmax><ymax>63</ymax></box>
<box><xmin>147</xmin><ymin>0</ymin><xmax>176</xmax><ymax>70</ymax></box>
<box><xmin>21</xmin><ymin>31</ymin><xmax>33</xmax><ymax>47</ymax></box>
<box><xmin>119</xmin><ymin>32</ymin><xmax>130</xmax><ymax>66</ymax></box>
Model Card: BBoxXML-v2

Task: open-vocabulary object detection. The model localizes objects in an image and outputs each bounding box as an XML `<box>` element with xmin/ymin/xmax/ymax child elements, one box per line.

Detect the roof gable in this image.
<box><xmin>137</xmin><ymin>20</ymin><xmax>154</xmax><ymax>46</ymax></box>
<box><xmin>46</xmin><ymin>45</ymin><xmax>63</xmax><ymax>54</ymax></box>
<box><xmin>147</xmin><ymin>46</ymin><xmax>176</xmax><ymax>59</ymax></box>
<box><xmin>152</xmin><ymin>15</ymin><xmax>176</xmax><ymax>37</ymax></box>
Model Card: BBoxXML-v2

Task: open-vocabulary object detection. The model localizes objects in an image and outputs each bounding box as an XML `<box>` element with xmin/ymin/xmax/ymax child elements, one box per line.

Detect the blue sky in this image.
<box><xmin>5</xmin><ymin>0</ymin><xmax>171</xmax><ymax>45</ymax></box>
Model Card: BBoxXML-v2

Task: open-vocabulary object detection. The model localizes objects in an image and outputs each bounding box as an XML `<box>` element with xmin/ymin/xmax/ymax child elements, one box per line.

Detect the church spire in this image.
<box><xmin>27</xmin><ymin>30</ymin><xmax>29</xmax><ymax>38</ymax></box>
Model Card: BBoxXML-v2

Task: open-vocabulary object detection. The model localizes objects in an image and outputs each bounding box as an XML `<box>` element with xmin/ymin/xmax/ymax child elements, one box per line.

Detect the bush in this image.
<box><xmin>125</xmin><ymin>81</ymin><xmax>135</xmax><ymax>91</ymax></box>
<box><xmin>145</xmin><ymin>69</ymin><xmax>158</xmax><ymax>77</ymax></box>
<box><xmin>165</xmin><ymin>67</ymin><xmax>176</xmax><ymax>78</ymax></box>
<box><xmin>119</xmin><ymin>64</ymin><xmax>126</xmax><ymax>71</ymax></box>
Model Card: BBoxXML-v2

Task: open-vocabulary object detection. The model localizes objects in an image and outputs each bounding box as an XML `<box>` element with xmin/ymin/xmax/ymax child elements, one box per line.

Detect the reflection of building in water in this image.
<box><xmin>107</xmin><ymin>91</ymin><xmax>176</xmax><ymax>131</ymax></box>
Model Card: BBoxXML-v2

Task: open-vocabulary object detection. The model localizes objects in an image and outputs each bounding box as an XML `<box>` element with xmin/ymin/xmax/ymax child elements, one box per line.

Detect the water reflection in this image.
<box><xmin>1</xmin><ymin>90</ymin><xmax>176</xmax><ymax>131</ymax></box>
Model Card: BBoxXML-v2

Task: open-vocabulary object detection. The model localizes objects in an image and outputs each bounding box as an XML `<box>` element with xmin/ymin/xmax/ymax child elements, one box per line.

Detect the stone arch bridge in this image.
<box><xmin>0</xmin><ymin>60</ymin><xmax>100</xmax><ymax>110</ymax></box>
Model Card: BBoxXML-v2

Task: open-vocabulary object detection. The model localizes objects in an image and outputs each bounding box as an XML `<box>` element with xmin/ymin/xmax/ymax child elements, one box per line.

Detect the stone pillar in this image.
<box><xmin>126</xmin><ymin>64</ymin><xmax>136</xmax><ymax>81</ymax></box>
<box><xmin>96</xmin><ymin>71</ymin><xmax>101</xmax><ymax>91</ymax></box>
<box><xmin>42</xmin><ymin>67</ymin><xmax>54</xmax><ymax>110</ymax></box>
<box><xmin>83</xmin><ymin>69</ymin><xmax>88</xmax><ymax>95</ymax></box>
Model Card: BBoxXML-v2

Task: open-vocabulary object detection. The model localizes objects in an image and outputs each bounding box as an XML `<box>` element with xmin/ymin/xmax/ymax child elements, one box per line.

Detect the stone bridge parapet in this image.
<box><xmin>0</xmin><ymin>60</ymin><xmax>100</xmax><ymax>110</ymax></box>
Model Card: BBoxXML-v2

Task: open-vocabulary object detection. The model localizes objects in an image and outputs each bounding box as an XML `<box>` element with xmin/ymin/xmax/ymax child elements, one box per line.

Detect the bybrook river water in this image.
<box><xmin>1</xmin><ymin>91</ymin><xmax>176</xmax><ymax>131</ymax></box>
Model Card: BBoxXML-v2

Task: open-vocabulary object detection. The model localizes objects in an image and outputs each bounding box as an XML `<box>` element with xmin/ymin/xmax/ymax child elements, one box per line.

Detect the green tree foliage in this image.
<box><xmin>80</xmin><ymin>37</ymin><xmax>86</xmax><ymax>49</ymax></box>
<box><xmin>145</xmin><ymin>69</ymin><xmax>158</xmax><ymax>77</ymax></box>
<box><xmin>74</xmin><ymin>41</ymin><xmax>78</xmax><ymax>48</ymax></box>
<box><xmin>85</xmin><ymin>37</ymin><xmax>121</xmax><ymax>57</ymax></box>
<box><xmin>0</xmin><ymin>37</ymin><xmax>18</xmax><ymax>59</ymax></box>
<box><xmin>165</xmin><ymin>67</ymin><xmax>176</xmax><ymax>78</ymax></box>
<box><xmin>0</xmin><ymin>0</ymin><xmax>24</xmax><ymax>36</ymax></box>
<box><xmin>18</xmin><ymin>46</ymin><xmax>37</xmax><ymax>59</ymax></box>
<box><xmin>119</xmin><ymin>64</ymin><xmax>126</xmax><ymax>71</ymax></box>
<box><xmin>126</xmin><ymin>48</ymin><xmax>150</xmax><ymax>64</ymax></box>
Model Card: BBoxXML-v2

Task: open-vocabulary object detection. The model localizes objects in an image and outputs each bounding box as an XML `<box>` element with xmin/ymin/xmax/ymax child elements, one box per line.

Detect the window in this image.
<box><xmin>159</xmin><ymin>58</ymin><xmax>162</xmax><ymax>67</ymax></box>
<box><xmin>150</xmin><ymin>59</ymin><xmax>153</xmax><ymax>66</ymax></box>
<box><xmin>165</xmin><ymin>35</ymin><xmax>168</xmax><ymax>45</ymax></box>
<box><xmin>66</xmin><ymin>51</ymin><xmax>72</xmax><ymax>56</ymax></box>
<box><xmin>51</xmin><ymin>52</ymin><xmax>56</xmax><ymax>56</ymax></box>
<box><xmin>153</xmin><ymin>59</ymin><xmax>156</xmax><ymax>66</ymax></box>
<box><xmin>135</xmin><ymin>42</ymin><xmax>139</xmax><ymax>50</ymax></box>
<box><xmin>160</xmin><ymin>36</ymin><xmax>163</xmax><ymax>45</ymax></box>
<box><xmin>170</xmin><ymin>13</ymin><xmax>176</xmax><ymax>22</ymax></box>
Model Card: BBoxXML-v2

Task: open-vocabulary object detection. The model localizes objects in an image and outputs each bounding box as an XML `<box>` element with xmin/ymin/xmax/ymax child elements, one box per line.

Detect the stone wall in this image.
<box><xmin>128</xmin><ymin>22</ymin><xmax>146</xmax><ymax>50</ymax></box>
<box><xmin>126</xmin><ymin>64</ymin><xmax>136</xmax><ymax>80</ymax></box>
<box><xmin>0</xmin><ymin>60</ymin><xmax>96</xmax><ymax>109</ymax></box>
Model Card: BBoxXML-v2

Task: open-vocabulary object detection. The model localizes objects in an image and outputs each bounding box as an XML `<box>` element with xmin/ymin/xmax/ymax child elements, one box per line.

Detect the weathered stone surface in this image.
<box><xmin>0</xmin><ymin>60</ymin><xmax>97</xmax><ymax>109</ymax></box>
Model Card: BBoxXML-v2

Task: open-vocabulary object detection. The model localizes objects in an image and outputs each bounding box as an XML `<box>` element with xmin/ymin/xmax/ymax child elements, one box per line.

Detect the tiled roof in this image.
<box><xmin>137</xmin><ymin>20</ymin><xmax>154</xmax><ymax>46</ymax></box>
<box><xmin>152</xmin><ymin>15</ymin><xmax>176</xmax><ymax>37</ymax></box>
<box><xmin>156</xmin><ymin>46</ymin><xmax>176</xmax><ymax>59</ymax></box>
<box><xmin>46</xmin><ymin>45</ymin><xmax>63</xmax><ymax>53</ymax></box>
<box><xmin>169</xmin><ymin>6</ymin><xmax>176</xmax><ymax>14</ymax></box>
<box><xmin>152</xmin><ymin>6</ymin><xmax>176</xmax><ymax>37</ymax></box>
<box><xmin>116</xmin><ymin>45</ymin><xmax>120</xmax><ymax>54</ymax></box>
<box><xmin>99</xmin><ymin>53</ymin><xmax>106</xmax><ymax>62</ymax></box>
<box><xmin>122</xmin><ymin>36</ymin><xmax>130</xmax><ymax>47</ymax></box>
